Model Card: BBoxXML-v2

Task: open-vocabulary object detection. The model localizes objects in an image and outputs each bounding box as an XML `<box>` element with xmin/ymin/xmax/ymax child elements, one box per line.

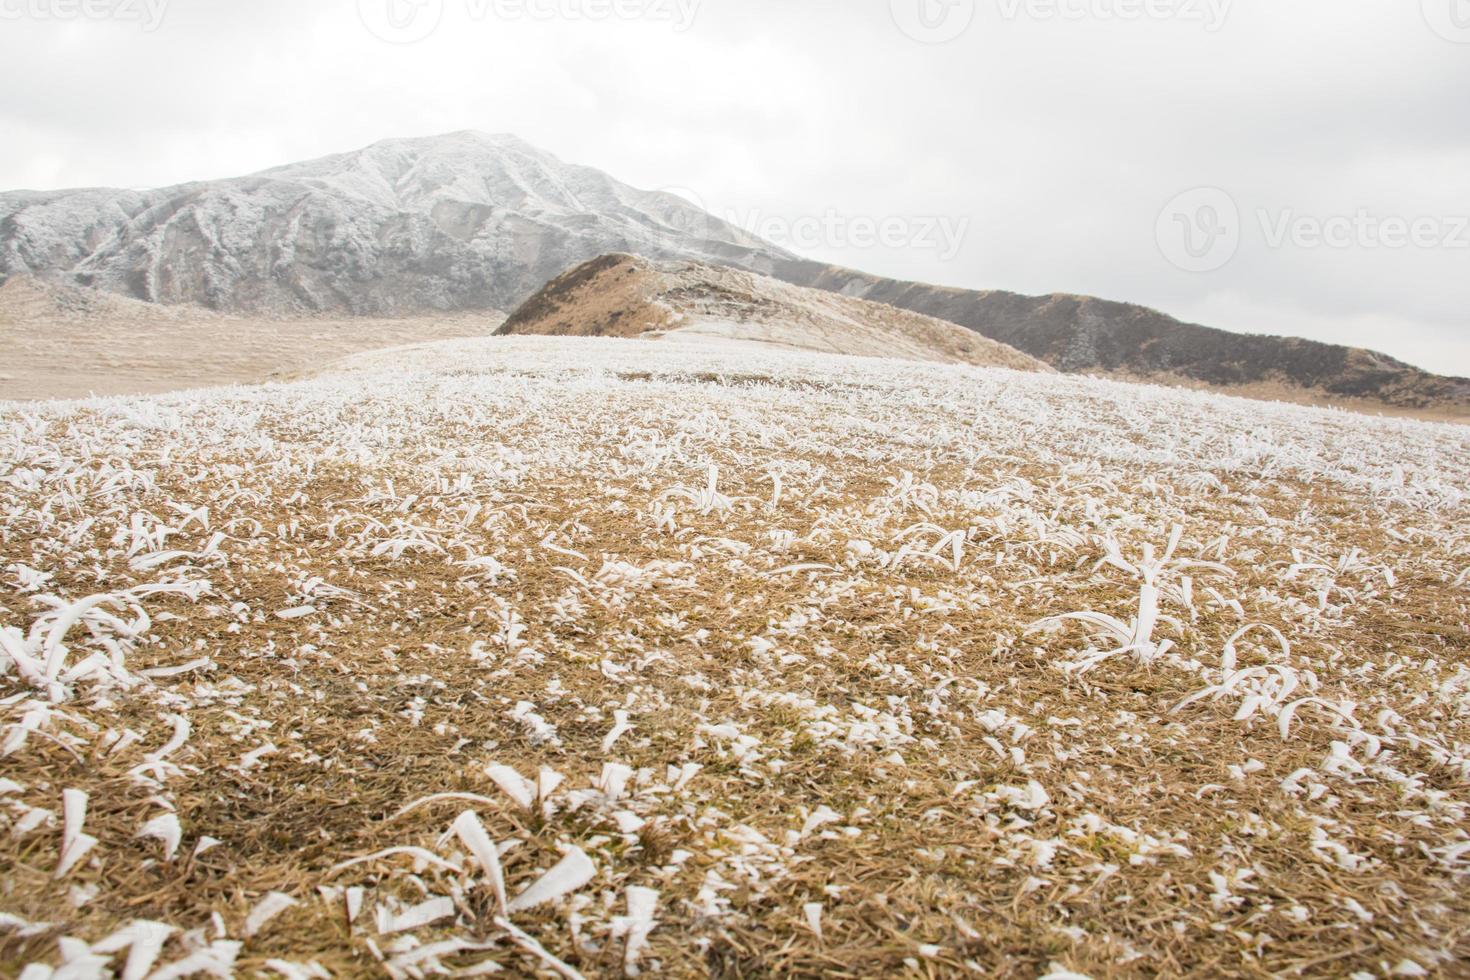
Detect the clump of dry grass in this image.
<box><xmin>1</xmin><ymin>337</ymin><xmax>1468</xmax><ymax>978</ymax></box>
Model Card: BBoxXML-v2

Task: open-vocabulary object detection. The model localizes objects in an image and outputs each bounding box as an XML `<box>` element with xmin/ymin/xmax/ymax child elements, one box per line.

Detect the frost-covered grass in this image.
<box><xmin>1</xmin><ymin>336</ymin><xmax>1469</xmax><ymax>978</ymax></box>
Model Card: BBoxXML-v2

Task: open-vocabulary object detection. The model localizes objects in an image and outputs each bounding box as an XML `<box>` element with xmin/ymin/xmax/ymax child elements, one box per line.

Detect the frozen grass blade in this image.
<box><xmin>55</xmin><ymin>788</ymin><xmax>97</xmax><ymax>878</ymax></box>
<box><xmin>506</xmin><ymin>847</ymin><xmax>596</xmax><ymax>913</ymax></box>
<box><xmin>325</xmin><ymin>847</ymin><xmax>462</xmax><ymax>878</ymax></box>
<box><xmin>392</xmin><ymin>793</ymin><xmax>501</xmax><ymax>820</ymax></box>
<box><xmin>484</xmin><ymin>764</ymin><xmax>536</xmax><ymax>811</ymax></box>
<box><xmin>243</xmin><ymin>892</ymin><xmax>298</xmax><ymax>938</ymax></box>
<box><xmin>803</xmin><ymin>902</ymin><xmax>824</xmax><ymax>943</ymax></box>
<box><xmin>495</xmin><ymin>917</ymin><xmax>587</xmax><ymax>980</ymax></box>
<box><xmin>452</xmin><ymin>810</ymin><xmax>508</xmax><ymax>915</ymax></box>
<box><xmin>136</xmin><ymin>813</ymin><xmax>182</xmax><ymax>861</ymax></box>
<box><xmin>375</xmin><ymin>897</ymin><xmax>454</xmax><ymax>935</ymax></box>
<box><xmin>619</xmin><ymin>886</ymin><xmax>660</xmax><ymax>975</ymax></box>
<box><xmin>121</xmin><ymin>920</ymin><xmax>174</xmax><ymax>980</ymax></box>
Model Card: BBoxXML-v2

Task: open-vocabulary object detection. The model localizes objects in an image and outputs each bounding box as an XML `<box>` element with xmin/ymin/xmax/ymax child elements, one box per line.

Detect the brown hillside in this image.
<box><xmin>499</xmin><ymin>254</ymin><xmax>1051</xmax><ymax>373</ymax></box>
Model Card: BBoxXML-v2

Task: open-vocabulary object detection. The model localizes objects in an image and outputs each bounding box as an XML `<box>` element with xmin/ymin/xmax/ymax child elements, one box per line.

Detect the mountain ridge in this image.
<box><xmin>0</xmin><ymin>131</ymin><xmax>789</xmax><ymax>316</ymax></box>
<box><xmin>767</xmin><ymin>258</ymin><xmax>1470</xmax><ymax>412</ymax></box>
<box><xmin>2</xmin><ymin>131</ymin><xmax>1466</xmax><ymax>416</ymax></box>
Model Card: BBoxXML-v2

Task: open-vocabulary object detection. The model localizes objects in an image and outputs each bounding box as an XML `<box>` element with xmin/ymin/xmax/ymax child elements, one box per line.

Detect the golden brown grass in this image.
<box><xmin>2</xmin><ymin>339</ymin><xmax>1468</xmax><ymax>977</ymax></box>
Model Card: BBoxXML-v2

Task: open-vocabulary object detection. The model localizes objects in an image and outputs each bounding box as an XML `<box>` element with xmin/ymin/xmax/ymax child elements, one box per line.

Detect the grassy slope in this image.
<box><xmin>2</xmin><ymin>338</ymin><xmax>1468</xmax><ymax>978</ymax></box>
<box><xmin>774</xmin><ymin>259</ymin><xmax>1470</xmax><ymax>419</ymax></box>
<box><xmin>498</xmin><ymin>254</ymin><xmax>1051</xmax><ymax>373</ymax></box>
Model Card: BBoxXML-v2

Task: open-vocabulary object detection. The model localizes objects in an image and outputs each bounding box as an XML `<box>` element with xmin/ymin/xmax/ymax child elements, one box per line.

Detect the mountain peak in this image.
<box><xmin>251</xmin><ymin>129</ymin><xmax>558</xmax><ymax>183</ymax></box>
<box><xmin>0</xmin><ymin>134</ymin><xmax>788</xmax><ymax>317</ymax></box>
<box><xmin>362</xmin><ymin>130</ymin><xmax>546</xmax><ymax>155</ymax></box>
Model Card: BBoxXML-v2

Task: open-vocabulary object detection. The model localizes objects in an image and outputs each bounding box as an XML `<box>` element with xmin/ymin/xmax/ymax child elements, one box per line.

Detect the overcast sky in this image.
<box><xmin>2</xmin><ymin>0</ymin><xmax>1467</xmax><ymax>373</ymax></box>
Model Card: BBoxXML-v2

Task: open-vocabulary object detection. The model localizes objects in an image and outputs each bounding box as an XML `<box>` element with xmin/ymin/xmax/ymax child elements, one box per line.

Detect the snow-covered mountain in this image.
<box><xmin>0</xmin><ymin>132</ymin><xmax>791</xmax><ymax>315</ymax></box>
<box><xmin>3</xmin><ymin>131</ymin><xmax>1466</xmax><ymax>416</ymax></box>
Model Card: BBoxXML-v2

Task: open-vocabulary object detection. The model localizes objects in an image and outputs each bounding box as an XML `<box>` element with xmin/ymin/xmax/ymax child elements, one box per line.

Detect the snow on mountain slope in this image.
<box><xmin>0</xmin><ymin>132</ymin><xmax>789</xmax><ymax>315</ymax></box>
<box><xmin>3</xmin><ymin>337</ymin><xmax>1468</xmax><ymax>976</ymax></box>
<box><xmin>496</xmin><ymin>253</ymin><xmax>1051</xmax><ymax>372</ymax></box>
<box><xmin>3</xmin><ymin>131</ymin><xmax>1466</xmax><ymax>417</ymax></box>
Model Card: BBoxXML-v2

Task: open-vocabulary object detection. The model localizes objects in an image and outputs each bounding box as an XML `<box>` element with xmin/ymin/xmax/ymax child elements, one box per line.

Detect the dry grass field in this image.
<box><xmin>0</xmin><ymin>275</ymin><xmax>505</xmax><ymax>402</ymax></box>
<box><xmin>2</xmin><ymin>337</ymin><xmax>1468</xmax><ymax>978</ymax></box>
